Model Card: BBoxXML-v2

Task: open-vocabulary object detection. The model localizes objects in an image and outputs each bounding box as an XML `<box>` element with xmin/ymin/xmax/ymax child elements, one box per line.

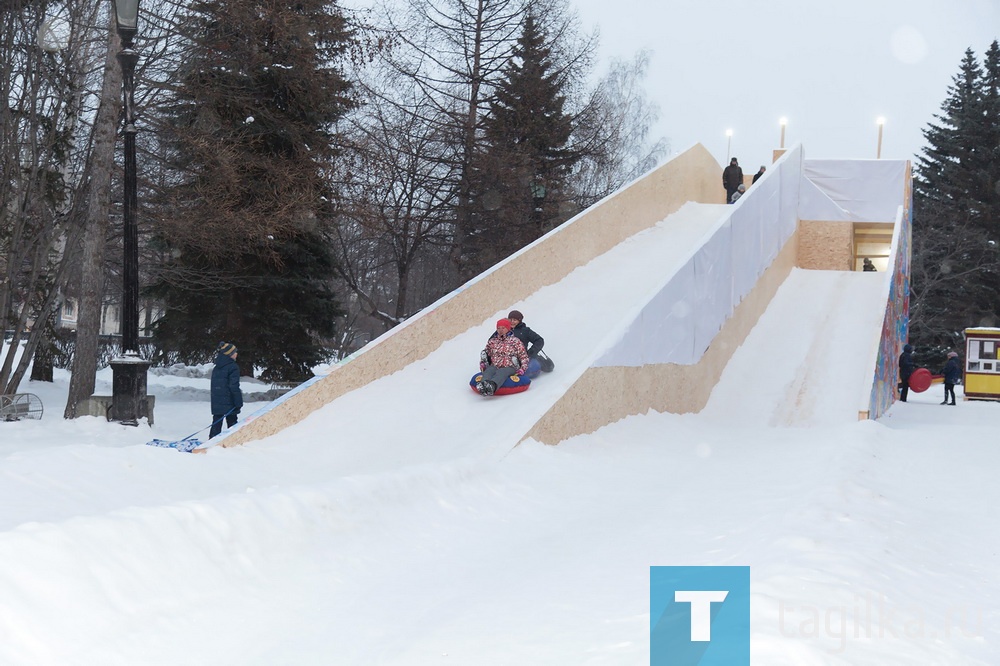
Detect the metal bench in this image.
<box><xmin>0</xmin><ymin>393</ymin><xmax>43</xmax><ymax>421</ymax></box>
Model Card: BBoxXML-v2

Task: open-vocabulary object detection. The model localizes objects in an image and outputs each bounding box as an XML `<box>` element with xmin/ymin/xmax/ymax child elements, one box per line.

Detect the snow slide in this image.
<box><xmin>702</xmin><ymin>267</ymin><xmax>887</xmax><ymax>427</ymax></box>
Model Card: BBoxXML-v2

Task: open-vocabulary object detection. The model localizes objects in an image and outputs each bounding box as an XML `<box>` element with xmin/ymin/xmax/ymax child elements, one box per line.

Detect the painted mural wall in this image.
<box><xmin>867</xmin><ymin>165</ymin><xmax>912</xmax><ymax>419</ymax></box>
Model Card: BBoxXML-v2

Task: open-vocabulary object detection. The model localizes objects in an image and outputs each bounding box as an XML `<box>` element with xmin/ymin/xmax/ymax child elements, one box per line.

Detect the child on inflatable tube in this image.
<box><xmin>476</xmin><ymin>318</ymin><xmax>529</xmax><ymax>396</ymax></box>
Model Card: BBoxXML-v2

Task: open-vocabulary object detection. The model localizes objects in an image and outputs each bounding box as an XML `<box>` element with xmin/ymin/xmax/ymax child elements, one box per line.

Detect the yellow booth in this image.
<box><xmin>963</xmin><ymin>327</ymin><xmax>1000</xmax><ymax>401</ymax></box>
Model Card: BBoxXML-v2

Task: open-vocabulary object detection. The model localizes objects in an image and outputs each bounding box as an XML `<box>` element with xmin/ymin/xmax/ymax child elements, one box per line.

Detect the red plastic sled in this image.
<box><xmin>909</xmin><ymin>367</ymin><xmax>932</xmax><ymax>393</ymax></box>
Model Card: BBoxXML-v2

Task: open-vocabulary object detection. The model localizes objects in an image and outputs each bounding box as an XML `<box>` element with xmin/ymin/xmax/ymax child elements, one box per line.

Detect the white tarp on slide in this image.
<box><xmin>799</xmin><ymin>159</ymin><xmax>908</xmax><ymax>222</ymax></box>
<box><xmin>594</xmin><ymin>151</ymin><xmax>907</xmax><ymax>369</ymax></box>
<box><xmin>595</xmin><ymin>146</ymin><xmax>802</xmax><ymax>367</ymax></box>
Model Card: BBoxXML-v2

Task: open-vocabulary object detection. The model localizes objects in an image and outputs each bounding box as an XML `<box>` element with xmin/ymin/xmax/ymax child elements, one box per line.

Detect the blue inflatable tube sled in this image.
<box><xmin>469</xmin><ymin>372</ymin><xmax>530</xmax><ymax>396</ymax></box>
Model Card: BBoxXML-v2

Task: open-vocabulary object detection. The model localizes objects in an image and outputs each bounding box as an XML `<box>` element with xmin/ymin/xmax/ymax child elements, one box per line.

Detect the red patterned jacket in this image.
<box><xmin>483</xmin><ymin>333</ymin><xmax>530</xmax><ymax>375</ymax></box>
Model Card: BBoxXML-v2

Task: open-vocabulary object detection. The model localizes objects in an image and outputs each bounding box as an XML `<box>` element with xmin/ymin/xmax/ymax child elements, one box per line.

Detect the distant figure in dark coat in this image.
<box><xmin>862</xmin><ymin>258</ymin><xmax>877</xmax><ymax>272</ymax></box>
<box><xmin>898</xmin><ymin>343</ymin><xmax>915</xmax><ymax>402</ymax></box>
<box><xmin>505</xmin><ymin>310</ymin><xmax>544</xmax><ymax>358</ymax></box>
<box><xmin>210</xmin><ymin>341</ymin><xmax>243</xmax><ymax>438</ymax></box>
<box><xmin>752</xmin><ymin>165</ymin><xmax>766</xmax><ymax>184</ymax></box>
<box><xmin>940</xmin><ymin>351</ymin><xmax>961</xmax><ymax>406</ymax></box>
<box><xmin>722</xmin><ymin>157</ymin><xmax>743</xmax><ymax>204</ymax></box>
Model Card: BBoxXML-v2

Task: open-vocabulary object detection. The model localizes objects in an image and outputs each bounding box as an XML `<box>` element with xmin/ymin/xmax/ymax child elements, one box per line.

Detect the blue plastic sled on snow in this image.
<box><xmin>146</xmin><ymin>436</ymin><xmax>204</xmax><ymax>453</ymax></box>
<box><xmin>145</xmin><ymin>409</ymin><xmax>234</xmax><ymax>453</ymax></box>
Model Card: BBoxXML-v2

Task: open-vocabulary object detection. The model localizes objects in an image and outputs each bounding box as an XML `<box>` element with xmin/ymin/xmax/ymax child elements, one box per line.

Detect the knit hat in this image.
<box><xmin>507</xmin><ymin>310</ymin><xmax>523</xmax><ymax>321</ymax></box>
<box><xmin>947</xmin><ymin>351</ymin><xmax>958</xmax><ymax>358</ymax></box>
<box><xmin>218</xmin><ymin>341</ymin><xmax>238</xmax><ymax>358</ymax></box>
<box><xmin>496</xmin><ymin>318</ymin><xmax>512</xmax><ymax>331</ymax></box>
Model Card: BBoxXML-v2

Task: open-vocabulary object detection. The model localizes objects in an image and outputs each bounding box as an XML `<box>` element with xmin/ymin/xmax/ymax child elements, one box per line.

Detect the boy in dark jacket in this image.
<box><xmin>941</xmin><ymin>351</ymin><xmax>961</xmax><ymax>406</ymax></box>
<box><xmin>210</xmin><ymin>342</ymin><xmax>244</xmax><ymax>437</ymax></box>
<box><xmin>505</xmin><ymin>310</ymin><xmax>544</xmax><ymax>358</ymax></box>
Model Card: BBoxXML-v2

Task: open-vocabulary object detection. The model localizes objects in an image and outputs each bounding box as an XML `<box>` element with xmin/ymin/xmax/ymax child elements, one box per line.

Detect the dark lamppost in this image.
<box><xmin>110</xmin><ymin>0</ymin><xmax>150</xmax><ymax>425</ymax></box>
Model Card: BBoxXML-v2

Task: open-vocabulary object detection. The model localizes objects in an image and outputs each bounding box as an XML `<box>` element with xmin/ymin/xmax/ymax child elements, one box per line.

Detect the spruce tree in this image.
<box><xmin>911</xmin><ymin>45</ymin><xmax>1000</xmax><ymax>350</ymax></box>
<box><xmin>148</xmin><ymin>0</ymin><xmax>356</xmax><ymax>380</ymax></box>
<box><xmin>469</xmin><ymin>9</ymin><xmax>578</xmax><ymax>272</ymax></box>
<box><xmin>915</xmin><ymin>50</ymin><xmax>983</xmax><ymax>200</ymax></box>
<box><xmin>979</xmin><ymin>40</ymin><xmax>1000</xmax><ymax>237</ymax></box>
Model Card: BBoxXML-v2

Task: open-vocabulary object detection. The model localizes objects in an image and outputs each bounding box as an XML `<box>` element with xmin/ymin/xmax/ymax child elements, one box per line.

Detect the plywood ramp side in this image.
<box><xmin>222</xmin><ymin>144</ymin><xmax>723</xmax><ymax>448</ymax></box>
<box><xmin>798</xmin><ymin>220</ymin><xmax>853</xmax><ymax>270</ymax></box>
<box><xmin>523</xmin><ymin>233</ymin><xmax>799</xmax><ymax>446</ymax></box>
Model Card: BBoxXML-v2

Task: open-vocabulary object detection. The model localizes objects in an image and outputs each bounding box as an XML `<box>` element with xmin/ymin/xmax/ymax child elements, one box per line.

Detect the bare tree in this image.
<box><xmin>325</xmin><ymin>0</ymin><xmax>664</xmax><ymax>350</ymax></box>
<box><xmin>63</xmin><ymin>0</ymin><xmax>187</xmax><ymax>416</ymax></box>
<box><xmin>570</xmin><ymin>50</ymin><xmax>669</xmax><ymax>208</ymax></box>
<box><xmin>0</xmin><ymin>0</ymin><xmax>104</xmax><ymax>395</ymax></box>
<box><xmin>333</xmin><ymin>75</ymin><xmax>458</xmax><ymax>331</ymax></box>
<box><xmin>377</xmin><ymin>0</ymin><xmax>525</xmax><ymax>282</ymax></box>
<box><xmin>64</xmin><ymin>18</ymin><xmax>123</xmax><ymax>418</ymax></box>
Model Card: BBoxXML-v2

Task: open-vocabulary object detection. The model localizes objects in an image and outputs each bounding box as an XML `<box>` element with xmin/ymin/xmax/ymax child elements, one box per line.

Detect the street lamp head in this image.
<box><xmin>725</xmin><ymin>129</ymin><xmax>733</xmax><ymax>137</ymax></box>
<box><xmin>779</xmin><ymin>117</ymin><xmax>788</xmax><ymax>127</ymax></box>
<box><xmin>113</xmin><ymin>0</ymin><xmax>141</xmax><ymax>44</ymax></box>
<box><xmin>876</xmin><ymin>116</ymin><xmax>886</xmax><ymax>126</ymax></box>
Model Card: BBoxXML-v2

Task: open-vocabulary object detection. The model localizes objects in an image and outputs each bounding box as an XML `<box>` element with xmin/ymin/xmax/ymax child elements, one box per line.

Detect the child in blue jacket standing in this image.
<box><xmin>210</xmin><ymin>342</ymin><xmax>244</xmax><ymax>437</ymax></box>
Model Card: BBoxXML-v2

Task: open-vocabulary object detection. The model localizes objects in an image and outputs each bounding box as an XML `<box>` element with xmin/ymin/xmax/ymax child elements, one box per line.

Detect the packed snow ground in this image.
<box><xmin>1</xmin><ymin>271</ymin><xmax>998</xmax><ymax>664</ymax></box>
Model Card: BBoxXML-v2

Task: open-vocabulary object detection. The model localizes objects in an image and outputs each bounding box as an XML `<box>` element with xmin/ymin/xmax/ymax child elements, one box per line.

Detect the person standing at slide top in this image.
<box><xmin>723</xmin><ymin>157</ymin><xmax>744</xmax><ymax>205</ymax></box>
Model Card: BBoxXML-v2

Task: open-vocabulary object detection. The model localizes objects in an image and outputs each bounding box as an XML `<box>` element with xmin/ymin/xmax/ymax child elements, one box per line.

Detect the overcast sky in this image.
<box><xmin>571</xmin><ymin>0</ymin><xmax>999</xmax><ymax>169</ymax></box>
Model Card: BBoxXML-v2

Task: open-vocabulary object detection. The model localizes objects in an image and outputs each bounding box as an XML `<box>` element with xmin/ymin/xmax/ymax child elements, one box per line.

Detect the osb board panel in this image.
<box><xmin>798</xmin><ymin>220</ymin><xmax>853</xmax><ymax>270</ymax></box>
<box><xmin>523</xmin><ymin>234</ymin><xmax>799</xmax><ymax>446</ymax></box>
<box><xmin>222</xmin><ymin>145</ymin><xmax>725</xmax><ymax>448</ymax></box>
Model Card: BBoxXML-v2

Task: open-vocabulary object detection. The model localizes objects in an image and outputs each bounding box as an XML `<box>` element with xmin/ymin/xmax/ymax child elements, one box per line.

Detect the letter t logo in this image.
<box><xmin>674</xmin><ymin>590</ymin><xmax>729</xmax><ymax>641</ymax></box>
